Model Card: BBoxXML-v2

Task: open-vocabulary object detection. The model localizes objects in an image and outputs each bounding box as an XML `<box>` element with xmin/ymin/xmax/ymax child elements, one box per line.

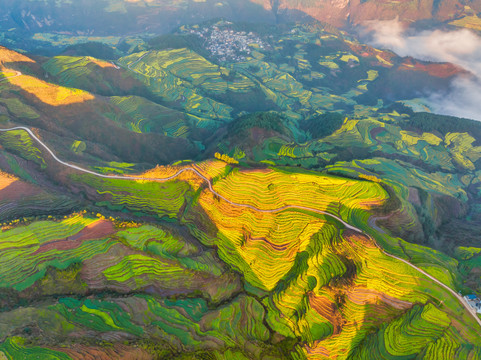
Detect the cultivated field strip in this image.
<box><xmin>1</xmin><ymin>126</ymin><xmax>481</xmax><ymax>334</ymax></box>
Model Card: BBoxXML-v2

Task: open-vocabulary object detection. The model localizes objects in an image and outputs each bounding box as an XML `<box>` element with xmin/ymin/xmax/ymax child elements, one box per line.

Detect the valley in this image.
<box><xmin>0</xmin><ymin>14</ymin><xmax>481</xmax><ymax>360</ymax></box>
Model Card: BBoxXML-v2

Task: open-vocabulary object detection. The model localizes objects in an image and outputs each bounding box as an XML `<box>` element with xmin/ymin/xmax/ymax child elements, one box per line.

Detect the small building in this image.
<box><xmin>464</xmin><ymin>294</ymin><xmax>481</xmax><ymax>313</ymax></box>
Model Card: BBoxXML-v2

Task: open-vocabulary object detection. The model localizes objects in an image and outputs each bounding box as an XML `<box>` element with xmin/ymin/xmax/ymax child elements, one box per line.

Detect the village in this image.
<box><xmin>187</xmin><ymin>22</ymin><xmax>269</xmax><ymax>62</ymax></box>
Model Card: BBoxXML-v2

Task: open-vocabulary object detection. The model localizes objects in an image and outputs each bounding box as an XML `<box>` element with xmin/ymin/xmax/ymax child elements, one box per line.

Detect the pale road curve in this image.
<box><xmin>1</xmin><ymin>126</ymin><xmax>481</xmax><ymax>329</ymax></box>
<box><xmin>127</xmin><ymin>52</ymin><xmax>150</xmax><ymax>71</ymax></box>
<box><xmin>0</xmin><ymin>70</ymin><xmax>22</xmax><ymax>82</ymax></box>
<box><xmin>110</xmin><ymin>62</ymin><xmax>120</xmax><ymax>70</ymax></box>
<box><xmin>377</xmin><ymin>244</ymin><xmax>481</xmax><ymax>328</ymax></box>
<box><xmin>0</xmin><ymin>127</ymin><xmax>359</xmax><ymax>231</ymax></box>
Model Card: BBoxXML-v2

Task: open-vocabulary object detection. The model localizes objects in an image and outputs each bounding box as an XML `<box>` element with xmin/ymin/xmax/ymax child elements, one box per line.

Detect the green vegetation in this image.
<box><xmin>62</xmin><ymin>42</ymin><xmax>120</xmax><ymax>60</ymax></box>
<box><xmin>148</xmin><ymin>33</ymin><xmax>211</xmax><ymax>59</ymax></box>
<box><xmin>1</xmin><ymin>19</ymin><xmax>481</xmax><ymax>360</ymax></box>
<box><xmin>350</xmin><ymin>303</ymin><xmax>479</xmax><ymax>359</ymax></box>
<box><xmin>0</xmin><ymin>98</ymin><xmax>39</xmax><ymax>119</ymax></box>
<box><xmin>0</xmin><ymin>130</ymin><xmax>45</xmax><ymax>167</ymax></box>
<box><xmin>0</xmin><ymin>337</ymin><xmax>72</xmax><ymax>360</ymax></box>
<box><xmin>73</xmin><ymin>174</ymin><xmax>190</xmax><ymax>219</ymax></box>
<box><xmin>402</xmin><ymin>112</ymin><xmax>481</xmax><ymax>141</ymax></box>
<box><xmin>0</xmin><ymin>212</ymin><xmax>289</xmax><ymax>358</ymax></box>
<box><xmin>109</xmin><ymin>95</ymin><xmax>192</xmax><ymax>137</ymax></box>
<box><xmin>228</xmin><ymin>111</ymin><xmax>292</xmax><ymax>137</ymax></box>
<box><xmin>301</xmin><ymin>112</ymin><xmax>344</xmax><ymax>139</ymax></box>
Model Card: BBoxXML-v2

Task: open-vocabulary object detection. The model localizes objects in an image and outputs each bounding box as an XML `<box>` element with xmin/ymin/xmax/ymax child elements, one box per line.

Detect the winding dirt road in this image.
<box><xmin>126</xmin><ymin>52</ymin><xmax>150</xmax><ymax>71</ymax></box>
<box><xmin>379</xmin><ymin>245</ymin><xmax>481</xmax><ymax>327</ymax></box>
<box><xmin>0</xmin><ymin>70</ymin><xmax>22</xmax><ymax>82</ymax></box>
<box><xmin>368</xmin><ymin>215</ymin><xmax>481</xmax><ymax>327</ymax></box>
<box><xmin>1</xmin><ymin>126</ymin><xmax>480</xmax><ymax>329</ymax></box>
<box><xmin>0</xmin><ymin>127</ymin><xmax>359</xmax><ymax>230</ymax></box>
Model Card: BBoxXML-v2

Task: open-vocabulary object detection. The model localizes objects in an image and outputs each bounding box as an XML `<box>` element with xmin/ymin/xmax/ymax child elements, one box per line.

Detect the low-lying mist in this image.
<box><xmin>362</xmin><ymin>19</ymin><xmax>481</xmax><ymax>121</ymax></box>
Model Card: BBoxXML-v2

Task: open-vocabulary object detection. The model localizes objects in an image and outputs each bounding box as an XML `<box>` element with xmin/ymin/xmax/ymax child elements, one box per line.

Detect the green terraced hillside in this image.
<box><xmin>0</xmin><ymin>18</ymin><xmax>480</xmax><ymax>360</ymax></box>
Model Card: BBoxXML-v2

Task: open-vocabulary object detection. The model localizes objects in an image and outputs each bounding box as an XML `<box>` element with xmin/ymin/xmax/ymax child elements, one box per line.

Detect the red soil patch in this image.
<box><xmin>243</xmin><ymin>167</ymin><xmax>272</xmax><ymax>174</ymax></box>
<box><xmin>53</xmin><ymin>344</ymin><xmax>152</xmax><ymax>360</ymax></box>
<box><xmin>33</xmin><ymin>220</ymin><xmax>116</xmax><ymax>254</ymax></box>
<box><xmin>72</xmin><ymin>220</ymin><xmax>116</xmax><ymax>242</ymax></box>
<box><xmin>370</xmin><ymin>126</ymin><xmax>385</xmax><ymax>138</ymax></box>
<box><xmin>250</xmin><ymin>127</ymin><xmax>282</xmax><ymax>144</ymax></box>
<box><xmin>346</xmin><ymin>287</ymin><xmax>412</xmax><ymax>310</ymax></box>
<box><xmin>408</xmin><ymin>187</ymin><xmax>422</xmax><ymax>206</ymax></box>
<box><xmin>308</xmin><ymin>292</ymin><xmax>346</xmax><ymax>335</ymax></box>
<box><xmin>0</xmin><ymin>178</ymin><xmax>40</xmax><ymax>201</ymax></box>
<box><xmin>399</xmin><ymin>58</ymin><xmax>465</xmax><ymax>78</ymax></box>
<box><xmin>342</xmin><ymin>230</ymin><xmax>377</xmax><ymax>248</ymax></box>
<box><xmin>348</xmin><ymin>43</ymin><xmax>395</xmax><ymax>64</ymax></box>
<box><xmin>370</xmin><ymin>127</ymin><xmax>386</xmax><ymax>146</ymax></box>
<box><xmin>305</xmin><ymin>343</ymin><xmax>330</xmax><ymax>358</ymax></box>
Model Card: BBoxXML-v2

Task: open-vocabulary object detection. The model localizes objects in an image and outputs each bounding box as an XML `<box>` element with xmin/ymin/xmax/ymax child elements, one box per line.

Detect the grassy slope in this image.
<box><xmin>0</xmin><ymin>23</ymin><xmax>480</xmax><ymax>359</ymax></box>
<box><xmin>0</xmin><ymin>47</ymin><xmax>197</xmax><ymax>166</ymax></box>
<box><xmin>0</xmin><ymin>157</ymin><xmax>480</xmax><ymax>358</ymax></box>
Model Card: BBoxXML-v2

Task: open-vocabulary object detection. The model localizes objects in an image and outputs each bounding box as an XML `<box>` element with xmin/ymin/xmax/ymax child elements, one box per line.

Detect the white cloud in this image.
<box><xmin>363</xmin><ymin>19</ymin><xmax>481</xmax><ymax>120</ymax></box>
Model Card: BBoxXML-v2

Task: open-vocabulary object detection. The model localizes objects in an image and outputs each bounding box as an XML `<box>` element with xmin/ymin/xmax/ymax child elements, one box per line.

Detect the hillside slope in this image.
<box><xmin>1</xmin><ymin>0</ymin><xmax>481</xmax><ymax>38</ymax></box>
<box><xmin>0</xmin><ymin>21</ymin><xmax>481</xmax><ymax>359</ymax></box>
<box><xmin>251</xmin><ymin>0</ymin><xmax>481</xmax><ymax>27</ymax></box>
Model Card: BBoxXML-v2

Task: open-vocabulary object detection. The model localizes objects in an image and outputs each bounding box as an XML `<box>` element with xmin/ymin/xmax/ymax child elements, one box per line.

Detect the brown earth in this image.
<box><xmin>54</xmin><ymin>344</ymin><xmax>153</xmax><ymax>360</ymax></box>
<box><xmin>399</xmin><ymin>58</ymin><xmax>466</xmax><ymax>78</ymax></box>
<box><xmin>250</xmin><ymin>0</ymin><xmax>479</xmax><ymax>28</ymax></box>
<box><xmin>308</xmin><ymin>292</ymin><xmax>346</xmax><ymax>335</ymax></box>
<box><xmin>33</xmin><ymin>219</ymin><xmax>116</xmax><ymax>254</ymax></box>
<box><xmin>346</xmin><ymin>286</ymin><xmax>413</xmax><ymax>309</ymax></box>
<box><xmin>0</xmin><ymin>176</ymin><xmax>41</xmax><ymax>201</ymax></box>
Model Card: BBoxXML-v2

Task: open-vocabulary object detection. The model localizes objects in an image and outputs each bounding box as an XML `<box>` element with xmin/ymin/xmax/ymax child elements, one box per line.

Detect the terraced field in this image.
<box><xmin>43</xmin><ymin>56</ymin><xmax>118</xmax><ymax>87</ymax></box>
<box><xmin>0</xmin><ymin>292</ymin><xmax>284</xmax><ymax>358</ymax></box>
<box><xmin>5</xmin><ymin>72</ymin><xmax>94</xmax><ymax>106</ymax></box>
<box><xmin>41</xmin><ymin>55</ymin><xmax>142</xmax><ymax>96</ymax></box>
<box><xmin>0</xmin><ymin>211</ymin><xmax>295</xmax><ymax>358</ymax></box>
<box><xmin>0</xmin><ymin>137</ymin><xmax>479</xmax><ymax>359</ymax></box>
<box><xmin>119</xmin><ymin>50</ymin><xmax>235</xmax><ymax>125</ymax></box>
<box><xmin>74</xmin><ymin>174</ymin><xmax>190</xmax><ymax>219</ymax></box>
<box><xmin>0</xmin><ymin>129</ymin><xmax>46</xmax><ymax>166</ymax></box>
<box><xmin>109</xmin><ymin>95</ymin><xmax>193</xmax><ymax>137</ymax></box>
<box><xmin>0</xmin><ymin>20</ymin><xmax>480</xmax><ymax>359</ymax></box>
<box><xmin>1</xmin><ymin>158</ymin><xmax>478</xmax><ymax>359</ymax></box>
<box><xmin>206</xmin><ymin>167</ymin><xmax>387</xmax><ymax>223</ymax></box>
<box><xmin>170</xmin><ymin>162</ymin><xmax>479</xmax><ymax>359</ymax></box>
<box><xmin>349</xmin><ymin>303</ymin><xmax>474</xmax><ymax>359</ymax></box>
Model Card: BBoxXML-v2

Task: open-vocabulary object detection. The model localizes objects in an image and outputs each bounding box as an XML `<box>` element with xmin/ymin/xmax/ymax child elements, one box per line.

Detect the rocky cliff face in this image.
<box><xmin>250</xmin><ymin>0</ymin><xmax>481</xmax><ymax>27</ymax></box>
<box><xmin>1</xmin><ymin>0</ymin><xmax>481</xmax><ymax>37</ymax></box>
